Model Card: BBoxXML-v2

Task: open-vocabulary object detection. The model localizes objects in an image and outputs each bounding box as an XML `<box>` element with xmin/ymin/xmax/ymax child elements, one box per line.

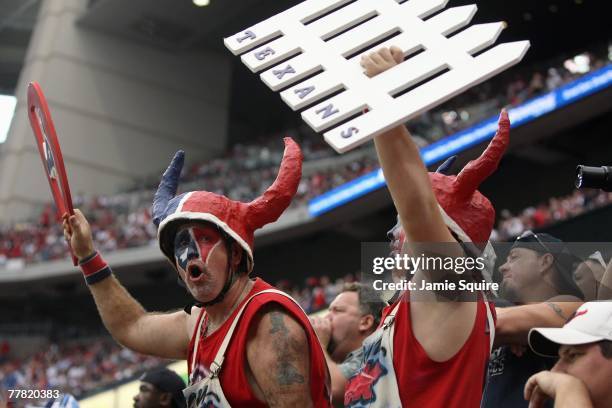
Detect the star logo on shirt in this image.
<box><xmin>344</xmin><ymin>360</ymin><xmax>385</xmax><ymax>406</ymax></box>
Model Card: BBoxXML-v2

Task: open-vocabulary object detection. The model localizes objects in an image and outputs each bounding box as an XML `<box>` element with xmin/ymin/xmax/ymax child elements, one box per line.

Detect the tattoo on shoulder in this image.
<box><xmin>268</xmin><ymin>311</ymin><xmax>306</xmax><ymax>387</ymax></box>
<box><xmin>546</xmin><ymin>302</ymin><xmax>568</xmax><ymax>321</ymax></box>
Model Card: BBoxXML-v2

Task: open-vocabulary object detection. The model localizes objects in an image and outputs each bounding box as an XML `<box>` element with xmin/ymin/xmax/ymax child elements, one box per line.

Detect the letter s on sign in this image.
<box><xmin>341</xmin><ymin>127</ymin><xmax>359</xmax><ymax>139</ymax></box>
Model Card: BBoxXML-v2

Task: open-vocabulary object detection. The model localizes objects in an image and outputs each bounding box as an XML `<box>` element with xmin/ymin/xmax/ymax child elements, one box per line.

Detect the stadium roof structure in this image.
<box><xmin>0</xmin><ymin>0</ymin><xmax>610</xmax><ymax>93</ymax></box>
<box><xmin>78</xmin><ymin>0</ymin><xmax>610</xmax><ymax>60</ymax></box>
<box><xmin>0</xmin><ymin>0</ymin><xmax>41</xmax><ymax>93</ymax></box>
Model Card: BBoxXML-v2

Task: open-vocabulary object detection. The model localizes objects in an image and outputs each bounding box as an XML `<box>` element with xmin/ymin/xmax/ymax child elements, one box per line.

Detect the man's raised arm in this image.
<box><xmin>361</xmin><ymin>47</ymin><xmax>458</xmax><ymax>246</ymax></box>
<box><xmin>63</xmin><ymin>209</ymin><xmax>190</xmax><ymax>360</ymax></box>
<box><xmin>360</xmin><ymin>47</ymin><xmax>500</xmax><ymax>361</ymax></box>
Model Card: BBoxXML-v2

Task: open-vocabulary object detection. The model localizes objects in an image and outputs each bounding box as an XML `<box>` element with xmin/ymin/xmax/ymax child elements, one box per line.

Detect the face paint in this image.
<box><xmin>174</xmin><ymin>225</ymin><xmax>223</xmax><ymax>273</ymax></box>
<box><xmin>192</xmin><ymin>226</ymin><xmax>222</xmax><ymax>262</ymax></box>
<box><xmin>174</xmin><ymin>228</ymin><xmax>199</xmax><ymax>272</ymax></box>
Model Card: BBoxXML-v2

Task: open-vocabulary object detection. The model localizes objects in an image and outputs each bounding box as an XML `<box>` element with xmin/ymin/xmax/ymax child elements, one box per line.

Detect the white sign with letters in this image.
<box><xmin>225</xmin><ymin>0</ymin><xmax>529</xmax><ymax>153</ymax></box>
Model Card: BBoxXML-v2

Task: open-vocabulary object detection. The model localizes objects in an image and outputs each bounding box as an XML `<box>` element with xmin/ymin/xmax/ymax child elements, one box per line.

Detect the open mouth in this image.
<box><xmin>188</xmin><ymin>264</ymin><xmax>203</xmax><ymax>279</ymax></box>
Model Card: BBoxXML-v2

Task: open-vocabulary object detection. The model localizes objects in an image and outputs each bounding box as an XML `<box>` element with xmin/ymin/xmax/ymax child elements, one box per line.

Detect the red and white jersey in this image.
<box><xmin>345</xmin><ymin>292</ymin><xmax>494</xmax><ymax>408</ymax></box>
<box><xmin>186</xmin><ymin>278</ymin><xmax>331</xmax><ymax>407</ymax></box>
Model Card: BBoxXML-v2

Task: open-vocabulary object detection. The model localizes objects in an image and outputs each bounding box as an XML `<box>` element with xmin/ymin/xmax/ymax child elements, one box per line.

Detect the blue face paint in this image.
<box><xmin>174</xmin><ymin>228</ymin><xmax>200</xmax><ymax>272</ymax></box>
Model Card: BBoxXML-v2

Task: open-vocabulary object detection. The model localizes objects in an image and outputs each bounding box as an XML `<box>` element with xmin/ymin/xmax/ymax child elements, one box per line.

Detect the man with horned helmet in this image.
<box><xmin>63</xmin><ymin>138</ymin><xmax>331</xmax><ymax>407</ymax></box>
<box><xmin>344</xmin><ymin>47</ymin><xmax>503</xmax><ymax>407</ymax></box>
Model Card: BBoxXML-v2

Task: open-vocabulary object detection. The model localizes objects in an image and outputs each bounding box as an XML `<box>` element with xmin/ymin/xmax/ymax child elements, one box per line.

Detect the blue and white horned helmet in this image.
<box><xmin>151</xmin><ymin>138</ymin><xmax>303</xmax><ymax>273</ymax></box>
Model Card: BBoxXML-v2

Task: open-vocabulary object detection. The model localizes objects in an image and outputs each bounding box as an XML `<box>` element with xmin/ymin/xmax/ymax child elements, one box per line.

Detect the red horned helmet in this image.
<box><xmin>431</xmin><ymin>110</ymin><xmax>510</xmax><ymax>244</ymax></box>
<box><xmin>152</xmin><ymin>138</ymin><xmax>303</xmax><ymax>272</ymax></box>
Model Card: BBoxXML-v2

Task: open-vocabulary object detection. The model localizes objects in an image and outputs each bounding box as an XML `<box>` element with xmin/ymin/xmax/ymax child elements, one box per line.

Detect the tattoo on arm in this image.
<box><xmin>269</xmin><ymin>311</ymin><xmax>306</xmax><ymax>386</ymax></box>
<box><xmin>248</xmin><ymin>307</ymin><xmax>312</xmax><ymax>407</ymax></box>
<box><xmin>546</xmin><ymin>302</ymin><xmax>568</xmax><ymax>321</ymax></box>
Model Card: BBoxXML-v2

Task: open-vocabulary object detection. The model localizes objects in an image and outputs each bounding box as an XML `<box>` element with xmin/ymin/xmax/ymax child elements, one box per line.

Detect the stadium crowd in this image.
<box><xmin>276</xmin><ymin>273</ymin><xmax>358</xmax><ymax>315</ymax></box>
<box><xmin>0</xmin><ymin>153</ymin><xmax>380</xmax><ymax>266</ymax></box>
<box><xmin>492</xmin><ymin>189</ymin><xmax>612</xmax><ymax>241</ymax></box>
<box><xmin>1</xmin><ymin>44</ymin><xmax>611</xmax><ymax>407</ymax></box>
<box><xmin>0</xmin><ymin>337</ymin><xmax>170</xmax><ymax>401</ymax></box>
<box><xmin>1</xmin><ymin>179</ymin><xmax>610</xmax><ymax>267</ymax></box>
<box><xmin>0</xmin><ymin>45</ymin><xmax>609</xmax><ymax>268</ymax></box>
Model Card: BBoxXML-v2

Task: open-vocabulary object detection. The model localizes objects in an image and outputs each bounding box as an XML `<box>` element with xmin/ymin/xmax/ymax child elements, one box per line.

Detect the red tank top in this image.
<box><xmin>389</xmin><ymin>296</ymin><xmax>493</xmax><ymax>408</ymax></box>
<box><xmin>187</xmin><ymin>278</ymin><xmax>331</xmax><ymax>407</ymax></box>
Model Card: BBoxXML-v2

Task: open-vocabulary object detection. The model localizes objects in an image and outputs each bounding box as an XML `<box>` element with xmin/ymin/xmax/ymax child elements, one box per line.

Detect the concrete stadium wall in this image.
<box><xmin>0</xmin><ymin>0</ymin><xmax>232</xmax><ymax>222</ymax></box>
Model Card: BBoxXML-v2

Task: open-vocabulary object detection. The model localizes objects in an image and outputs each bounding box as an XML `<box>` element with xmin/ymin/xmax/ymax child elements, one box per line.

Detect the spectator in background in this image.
<box><xmin>525</xmin><ymin>301</ymin><xmax>612</xmax><ymax>408</ymax></box>
<box><xmin>133</xmin><ymin>367</ymin><xmax>186</xmax><ymax>408</ymax></box>
<box><xmin>546</xmin><ymin>68</ymin><xmax>563</xmax><ymax>91</ymax></box>
<box><xmin>499</xmin><ymin>231</ymin><xmax>584</xmax><ymax>303</ymax></box>
<box><xmin>309</xmin><ymin>277</ymin><xmax>328</xmax><ymax>313</ymax></box>
<box><xmin>310</xmin><ymin>283</ymin><xmax>386</xmax><ymax>407</ymax></box>
<box><xmin>482</xmin><ymin>231</ymin><xmax>583</xmax><ymax>408</ymax></box>
<box><xmin>528</xmin><ymin>72</ymin><xmax>545</xmax><ymax>97</ymax></box>
<box><xmin>499</xmin><ymin>209</ymin><xmax>525</xmax><ymax>239</ymax></box>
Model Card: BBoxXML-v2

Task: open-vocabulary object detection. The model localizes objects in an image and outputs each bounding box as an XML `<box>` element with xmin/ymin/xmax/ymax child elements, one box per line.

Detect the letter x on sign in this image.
<box><xmin>225</xmin><ymin>0</ymin><xmax>529</xmax><ymax>153</ymax></box>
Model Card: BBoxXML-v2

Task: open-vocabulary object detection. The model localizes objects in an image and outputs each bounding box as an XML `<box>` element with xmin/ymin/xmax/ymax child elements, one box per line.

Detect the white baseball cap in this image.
<box><xmin>528</xmin><ymin>301</ymin><xmax>612</xmax><ymax>357</ymax></box>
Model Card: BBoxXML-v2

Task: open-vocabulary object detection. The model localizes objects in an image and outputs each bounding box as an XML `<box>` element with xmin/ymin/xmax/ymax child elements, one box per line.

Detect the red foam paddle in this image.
<box><xmin>27</xmin><ymin>82</ymin><xmax>78</xmax><ymax>265</ymax></box>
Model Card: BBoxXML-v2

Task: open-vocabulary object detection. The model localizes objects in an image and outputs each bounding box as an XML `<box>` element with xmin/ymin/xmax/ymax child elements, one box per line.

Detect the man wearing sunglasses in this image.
<box><xmin>482</xmin><ymin>231</ymin><xmax>584</xmax><ymax>408</ymax></box>
<box><xmin>501</xmin><ymin>231</ymin><xmax>583</xmax><ymax>303</ymax></box>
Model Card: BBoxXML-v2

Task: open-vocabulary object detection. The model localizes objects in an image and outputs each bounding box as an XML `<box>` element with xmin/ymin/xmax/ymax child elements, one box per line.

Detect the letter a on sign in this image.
<box><xmin>225</xmin><ymin>0</ymin><xmax>529</xmax><ymax>153</ymax></box>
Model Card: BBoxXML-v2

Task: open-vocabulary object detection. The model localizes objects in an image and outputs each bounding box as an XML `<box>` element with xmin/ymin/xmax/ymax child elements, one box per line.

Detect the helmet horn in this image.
<box><xmin>454</xmin><ymin>110</ymin><xmax>510</xmax><ymax>199</ymax></box>
<box><xmin>152</xmin><ymin>150</ymin><xmax>185</xmax><ymax>226</ymax></box>
<box><xmin>247</xmin><ymin>138</ymin><xmax>303</xmax><ymax>229</ymax></box>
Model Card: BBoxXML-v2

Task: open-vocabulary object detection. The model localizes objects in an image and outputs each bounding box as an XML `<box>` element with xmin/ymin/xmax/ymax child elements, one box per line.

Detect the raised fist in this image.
<box><xmin>360</xmin><ymin>46</ymin><xmax>404</xmax><ymax>78</ymax></box>
<box><xmin>62</xmin><ymin>209</ymin><xmax>96</xmax><ymax>261</ymax></box>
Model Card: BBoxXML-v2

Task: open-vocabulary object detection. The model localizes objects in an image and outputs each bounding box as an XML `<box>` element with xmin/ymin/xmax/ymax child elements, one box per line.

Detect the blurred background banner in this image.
<box><xmin>308</xmin><ymin>63</ymin><xmax>612</xmax><ymax>216</ymax></box>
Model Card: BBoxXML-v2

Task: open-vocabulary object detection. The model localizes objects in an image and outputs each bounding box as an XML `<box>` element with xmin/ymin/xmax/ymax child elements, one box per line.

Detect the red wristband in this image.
<box><xmin>79</xmin><ymin>251</ymin><xmax>111</xmax><ymax>285</ymax></box>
